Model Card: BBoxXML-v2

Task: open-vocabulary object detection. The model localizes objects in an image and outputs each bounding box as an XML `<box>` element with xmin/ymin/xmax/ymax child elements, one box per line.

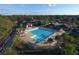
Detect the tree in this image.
<box><xmin>55</xmin><ymin>35</ymin><xmax>62</xmax><ymax>40</ymax></box>
<box><xmin>47</xmin><ymin>38</ymin><xmax>53</xmax><ymax>47</ymax></box>
<box><xmin>61</xmin><ymin>33</ymin><xmax>77</xmax><ymax>54</ymax></box>
<box><xmin>63</xmin><ymin>43</ymin><xmax>77</xmax><ymax>55</ymax></box>
<box><xmin>0</xmin><ymin>16</ymin><xmax>15</xmax><ymax>45</ymax></box>
<box><xmin>12</xmin><ymin>35</ymin><xmax>24</xmax><ymax>48</ymax></box>
<box><xmin>47</xmin><ymin>38</ymin><xmax>53</xmax><ymax>43</ymax></box>
<box><xmin>3</xmin><ymin>48</ymin><xmax>16</xmax><ymax>55</ymax></box>
<box><xmin>61</xmin><ymin>33</ymin><xmax>75</xmax><ymax>43</ymax></box>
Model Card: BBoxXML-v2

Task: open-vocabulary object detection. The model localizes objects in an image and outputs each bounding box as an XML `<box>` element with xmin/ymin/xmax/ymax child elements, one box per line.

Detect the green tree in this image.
<box><xmin>61</xmin><ymin>33</ymin><xmax>77</xmax><ymax>55</ymax></box>
<box><xmin>47</xmin><ymin>38</ymin><xmax>53</xmax><ymax>43</ymax></box>
<box><xmin>3</xmin><ymin>48</ymin><xmax>16</xmax><ymax>55</ymax></box>
<box><xmin>12</xmin><ymin>35</ymin><xmax>24</xmax><ymax>48</ymax></box>
<box><xmin>63</xmin><ymin>43</ymin><xmax>77</xmax><ymax>55</ymax></box>
<box><xmin>0</xmin><ymin>16</ymin><xmax>15</xmax><ymax>44</ymax></box>
<box><xmin>61</xmin><ymin>33</ymin><xmax>75</xmax><ymax>43</ymax></box>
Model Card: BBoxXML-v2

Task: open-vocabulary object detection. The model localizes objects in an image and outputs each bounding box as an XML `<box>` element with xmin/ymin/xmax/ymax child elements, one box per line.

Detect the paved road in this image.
<box><xmin>0</xmin><ymin>20</ymin><xmax>23</xmax><ymax>54</ymax></box>
<box><xmin>0</xmin><ymin>26</ymin><xmax>17</xmax><ymax>53</ymax></box>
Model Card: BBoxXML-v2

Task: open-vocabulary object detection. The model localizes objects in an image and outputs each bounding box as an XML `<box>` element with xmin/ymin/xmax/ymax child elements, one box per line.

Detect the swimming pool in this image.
<box><xmin>30</xmin><ymin>27</ymin><xmax>56</xmax><ymax>42</ymax></box>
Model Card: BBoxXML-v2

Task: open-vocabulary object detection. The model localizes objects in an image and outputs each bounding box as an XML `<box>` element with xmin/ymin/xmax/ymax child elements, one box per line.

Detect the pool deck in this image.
<box><xmin>34</xmin><ymin>29</ymin><xmax>65</xmax><ymax>48</ymax></box>
<box><xmin>19</xmin><ymin>27</ymin><xmax>65</xmax><ymax>48</ymax></box>
<box><xmin>20</xmin><ymin>31</ymin><xmax>36</xmax><ymax>43</ymax></box>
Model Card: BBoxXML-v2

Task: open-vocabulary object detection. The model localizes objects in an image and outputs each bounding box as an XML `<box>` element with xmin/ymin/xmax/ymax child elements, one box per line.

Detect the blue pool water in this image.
<box><xmin>30</xmin><ymin>27</ymin><xmax>56</xmax><ymax>42</ymax></box>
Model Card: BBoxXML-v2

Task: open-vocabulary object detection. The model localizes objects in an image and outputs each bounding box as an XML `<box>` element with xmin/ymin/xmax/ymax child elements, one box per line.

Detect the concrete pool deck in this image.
<box><xmin>20</xmin><ymin>31</ymin><xmax>36</xmax><ymax>43</ymax></box>
<box><xmin>19</xmin><ymin>27</ymin><xmax>65</xmax><ymax>48</ymax></box>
